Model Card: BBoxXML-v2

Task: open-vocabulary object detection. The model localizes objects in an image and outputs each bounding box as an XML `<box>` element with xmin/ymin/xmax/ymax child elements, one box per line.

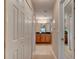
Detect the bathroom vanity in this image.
<box><xmin>36</xmin><ymin>32</ymin><xmax>51</xmax><ymax>44</ymax></box>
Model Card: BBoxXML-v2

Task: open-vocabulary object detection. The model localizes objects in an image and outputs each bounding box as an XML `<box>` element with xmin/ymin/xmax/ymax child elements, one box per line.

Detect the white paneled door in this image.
<box><xmin>5</xmin><ymin>0</ymin><xmax>33</xmax><ymax>59</ymax></box>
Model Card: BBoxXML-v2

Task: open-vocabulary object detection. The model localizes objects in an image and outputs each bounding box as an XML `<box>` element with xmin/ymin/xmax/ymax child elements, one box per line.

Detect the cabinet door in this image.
<box><xmin>41</xmin><ymin>34</ymin><xmax>46</xmax><ymax>42</ymax></box>
<box><xmin>36</xmin><ymin>34</ymin><xmax>41</xmax><ymax>42</ymax></box>
<box><xmin>45</xmin><ymin>34</ymin><xmax>51</xmax><ymax>43</ymax></box>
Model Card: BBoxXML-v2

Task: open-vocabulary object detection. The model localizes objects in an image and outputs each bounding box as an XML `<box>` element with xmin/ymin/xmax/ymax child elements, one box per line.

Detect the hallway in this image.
<box><xmin>5</xmin><ymin>0</ymin><xmax>75</xmax><ymax>59</ymax></box>
<box><xmin>32</xmin><ymin>45</ymin><xmax>56</xmax><ymax>59</ymax></box>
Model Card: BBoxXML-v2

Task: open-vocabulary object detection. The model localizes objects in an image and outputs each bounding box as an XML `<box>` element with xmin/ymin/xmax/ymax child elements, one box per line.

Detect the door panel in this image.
<box><xmin>5</xmin><ymin>0</ymin><xmax>33</xmax><ymax>59</ymax></box>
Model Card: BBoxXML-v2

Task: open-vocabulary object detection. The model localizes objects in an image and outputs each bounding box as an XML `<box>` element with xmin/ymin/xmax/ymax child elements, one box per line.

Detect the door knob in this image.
<box><xmin>61</xmin><ymin>38</ymin><xmax>64</xmax><ymax>40</ymax></box>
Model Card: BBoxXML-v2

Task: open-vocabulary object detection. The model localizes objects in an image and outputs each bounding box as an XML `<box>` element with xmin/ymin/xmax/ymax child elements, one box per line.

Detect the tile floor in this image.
<box><xmin>64</xmin><ymin>45</ymin><xmax>72</xmax><ymax>59</ymax></box>
<box><xmin>32</xmin><ymin>44</ymin><xmax>73</xmax><ymax>59</ymax></box>
<box><xmin>32</xmin><ymin>44</ymin><xmax>56</xmax><ymax>59</ymax></box>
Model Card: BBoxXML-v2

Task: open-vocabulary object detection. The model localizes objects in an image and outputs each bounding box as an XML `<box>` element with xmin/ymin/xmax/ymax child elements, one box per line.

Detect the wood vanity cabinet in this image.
<box><xmin>64</xmin><ymin>31</ymin><xmax>68</xmax><ymax>45</ymax></box>
<box><xmin>36</xmin><ymin>34</ymin><xmax>41</xmax><ymax>42</ymax></box>
<box><xmin>36</xmin><ymin>32</ymin><xmax>51</xmax><ymax>44</ymax></box>
<box><xmin>41</xmin><ymin>34</ymin><xmax>46</xmax><ymax>42</ymax></box>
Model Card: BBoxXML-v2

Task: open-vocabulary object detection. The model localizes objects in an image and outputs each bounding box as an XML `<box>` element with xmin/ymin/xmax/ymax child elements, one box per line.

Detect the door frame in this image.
<box><xmin>58</xmin><ymin>0</ymin><xmax>65</xmax><ymax>59</ymax></box>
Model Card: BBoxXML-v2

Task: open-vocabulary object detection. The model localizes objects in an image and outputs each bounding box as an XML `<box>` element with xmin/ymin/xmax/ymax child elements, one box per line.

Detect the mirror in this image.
<box><xmin>64</xmin><ymin>0</ymin><xmax>74</xmax><ymax>59</ymax></box>
<box><xmin>40</xmin><ymin>24</ymin><xmax>46</xmax><ymax>33</ymax></box>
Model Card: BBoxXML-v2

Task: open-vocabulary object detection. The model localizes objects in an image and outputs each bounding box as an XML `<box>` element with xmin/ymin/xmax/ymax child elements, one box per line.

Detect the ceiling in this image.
<box><xmin>31</xmin><ymin>0</ymin><xmax>56</xmax><ymax>19</ymax></box>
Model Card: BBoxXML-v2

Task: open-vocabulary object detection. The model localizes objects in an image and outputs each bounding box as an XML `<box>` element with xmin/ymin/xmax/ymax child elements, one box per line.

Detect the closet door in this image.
<box><xmin>5</xmin><ymin>1</ymin><xmax>25</xmax><ymax>59</ymax></box>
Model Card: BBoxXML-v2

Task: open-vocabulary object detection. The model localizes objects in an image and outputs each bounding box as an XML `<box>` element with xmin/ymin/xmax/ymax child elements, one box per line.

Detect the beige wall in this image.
<box><xmin>51</xmin><ymin>0</ymin><xmax>59</xmax><ymax>59</ymax></box>
<box><xmin>35</xmin><ymin>23</ymin><xmax>40</xmax><ymax>32</ymax></box>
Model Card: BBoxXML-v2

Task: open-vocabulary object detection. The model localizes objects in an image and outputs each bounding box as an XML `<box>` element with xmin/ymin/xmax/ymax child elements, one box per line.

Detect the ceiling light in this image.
<box><xmin>36</xmin><ymin>19</ymin><xmax>48</xmax><ymax>23</ymax></box>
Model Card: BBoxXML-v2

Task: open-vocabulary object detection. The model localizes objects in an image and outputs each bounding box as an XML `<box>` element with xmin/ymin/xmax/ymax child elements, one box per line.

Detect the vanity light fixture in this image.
<box><xmin>37</xmin><ymin>19</ymin><xmax>48</xmax><ymax>23</ymax></box>
<box><xmin>36</xmin><ymin>17</ymin><xmax>52</xmax><ymax>20</ymax></box>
